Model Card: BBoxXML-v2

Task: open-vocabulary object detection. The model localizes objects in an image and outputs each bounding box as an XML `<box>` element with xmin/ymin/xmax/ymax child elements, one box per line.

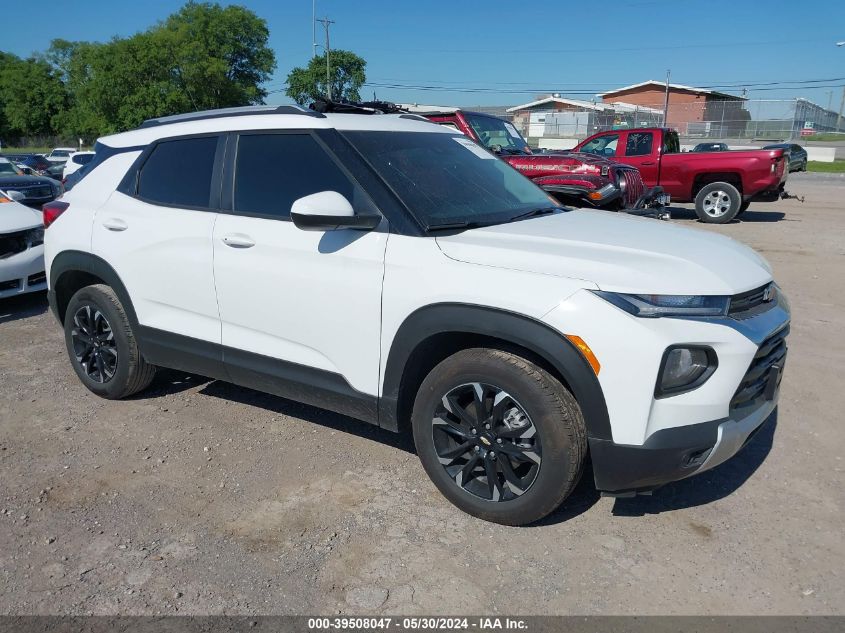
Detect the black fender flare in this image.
<box><xmin>379</xmin><ymin>303</ymin><xmax>612</xmax><ymax>441</ymax></box>
<box><xmin>49</xmin><ymin>250</ymin><xmax>139</xmax><ymax>329</ymax></box>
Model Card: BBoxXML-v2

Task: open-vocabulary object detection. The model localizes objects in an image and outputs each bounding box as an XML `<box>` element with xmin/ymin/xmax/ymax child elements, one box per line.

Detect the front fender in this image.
<box><xmin>379</xmin><ymin>303</ymin><xmax>611</xmax><ymax>440</ymax></box>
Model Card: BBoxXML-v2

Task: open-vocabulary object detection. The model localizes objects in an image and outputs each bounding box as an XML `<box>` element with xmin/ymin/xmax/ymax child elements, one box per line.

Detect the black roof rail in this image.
<box><xmin>138</xmin><ymin>105</ymin><xmax>325</xmax><ymax>128</ymax></box>
<box><xmin>309</xmin><ymin>98</ymin><xmax>407</xmax><ymax>115</ymax></box>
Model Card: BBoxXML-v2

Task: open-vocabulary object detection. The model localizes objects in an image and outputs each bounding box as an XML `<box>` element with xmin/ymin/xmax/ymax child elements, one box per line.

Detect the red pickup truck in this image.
<box><xmin>412</xmin><ymin>107</ymin><xmax>668</xmax><ymax>217</ymax></box>
<box><xmin>572</xmin><ymin>128</ymin><xmax>790</xmax><ymax>223</ymax></box>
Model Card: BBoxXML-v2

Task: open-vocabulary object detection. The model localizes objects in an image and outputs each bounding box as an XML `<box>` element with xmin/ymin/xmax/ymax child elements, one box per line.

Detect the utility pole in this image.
<box><xmin>312</xmin><ymin>0</ymin><xmax>317</xmax><ymax>58</ymax></box>
<box><xmin>661</xmin><ymin>69</ymin><xmax>671</xmax><ymax>127</ymax></box>
<box><xmin>838</xmin><ymin>86</ymin><xmax>845</xmax><ymax>132</ymax></box>
<box><xmin>316</xmin><ymin>16</ymin><xmax>335</xmax><ymax>100</ymax></box>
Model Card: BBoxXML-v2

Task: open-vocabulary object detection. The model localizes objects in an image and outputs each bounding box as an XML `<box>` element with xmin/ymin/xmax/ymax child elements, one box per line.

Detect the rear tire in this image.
<box><xmin>694</xmin><ymin>182</ymin><xmax>741</xmax><ymax>224</ymax></box>
<box><xmin>411</xmin><ymin>348</ymin><xmax>587</xmax><ymax>526</ymax></box>
<box><xmin>64</xmin><ymin>284</ymin><xmax>156</xmax><ymax>399</ymax></box>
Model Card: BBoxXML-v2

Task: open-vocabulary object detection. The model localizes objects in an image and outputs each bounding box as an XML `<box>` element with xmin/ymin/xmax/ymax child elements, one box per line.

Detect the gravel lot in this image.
<box><xmin>1</xmin><ymin>172</ymin><xmax>842</xmax><ymax>616</ymax></box>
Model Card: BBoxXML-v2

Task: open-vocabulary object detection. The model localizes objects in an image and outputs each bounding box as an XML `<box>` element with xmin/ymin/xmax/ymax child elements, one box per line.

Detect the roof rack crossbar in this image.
<box><xmin>309</xmin><ymin>98</ymin><xmax>407</xmax><ymax>115</ymax></box>
<box><xmin>139</xmin><ymin>105</ymin><xmax>325</xmax><ymax>128</ymax></box>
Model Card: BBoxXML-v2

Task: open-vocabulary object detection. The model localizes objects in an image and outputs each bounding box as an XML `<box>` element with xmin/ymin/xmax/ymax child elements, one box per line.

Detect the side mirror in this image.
<box><xmin>290</xmin><ymin>191</ymin><xmax>381</xmax><ymax>231</ymax></box>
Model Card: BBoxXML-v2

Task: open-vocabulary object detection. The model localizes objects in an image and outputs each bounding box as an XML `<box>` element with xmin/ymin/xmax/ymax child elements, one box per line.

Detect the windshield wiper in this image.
<box><xmin>507</xmin><ymin>207</ymin><xmax>559</xmax><ymax>223</ymax></box>
<box><xmin>426</xmin><ymin>220</ymin><xmax>486</xmax><ymax>232</ymax></box>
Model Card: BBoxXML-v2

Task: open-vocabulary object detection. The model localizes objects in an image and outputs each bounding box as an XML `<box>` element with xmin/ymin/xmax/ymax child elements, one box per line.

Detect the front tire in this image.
<box><xmin>411</xmin><ymin>348</ymin><xmax>587</xmax><ymax>526</ymax></box>
<box><xmin>64</xmin><ymin>284</ymin><xmax>156</xmax><ymax>399</ymax></box>
<box><xmin>694</xmin><ymin>182</ymin><xmax>741</xmax><ymax>224</ymax></box>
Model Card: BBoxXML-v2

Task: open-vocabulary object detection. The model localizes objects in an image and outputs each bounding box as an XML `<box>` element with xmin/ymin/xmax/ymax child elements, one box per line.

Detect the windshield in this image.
<box><xmin>343</xmin><ymin>131</ymin><xmax>558</xmax><ymax>229</ymax></box>
<box><xmin>464</xmin><ymin>114</ymin><xmax>530</xmax><ymax>154</ymax></box>
<box><xmin>51</xmin><ymin>150</ymin><xmax>71</xmax><ymax>157</ymax></box>
<box><xmin>0</xmin><ymin>161</ymin><xmax>22</xmax><ymax>175</ymax></box>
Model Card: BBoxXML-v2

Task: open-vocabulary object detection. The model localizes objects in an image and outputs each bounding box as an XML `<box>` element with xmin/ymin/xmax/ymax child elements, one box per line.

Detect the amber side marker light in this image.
<box><xmin>565</xmin><ymin>334</ymin><xmax>601</xmax><ymax>375</ymax></box>
<box><xmin>587</xmin><ymin>191</ymin><xmax>603</xmax><ymax>200</ymax></box>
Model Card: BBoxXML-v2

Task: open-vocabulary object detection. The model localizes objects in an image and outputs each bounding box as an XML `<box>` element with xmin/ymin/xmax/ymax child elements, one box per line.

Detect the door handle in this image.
<box><xmin>102</xmin><ymin>218</ymin><xmax>128</xmax><ymax>232</ymax></box>
<box><xmin>221</xmin><ymin>234</ymin><xmax>256</xmax><ymax>249</ymax></box>
<box><xmin>641</xmin><ymin>161</ymin><xmax>656</xmax><ymax>166</ymax></box>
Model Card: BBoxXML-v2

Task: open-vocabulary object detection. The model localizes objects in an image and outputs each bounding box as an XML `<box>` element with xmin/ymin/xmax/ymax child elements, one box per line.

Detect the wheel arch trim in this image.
<box><xmin>49</xmin><ymin>250</ymin><xmax>139</xmax><ymax>329</ymax></box>
<box><xmin>379</xmin><ymin>303</ymin><xmax>612</xmax><ymax>440</ymax></box>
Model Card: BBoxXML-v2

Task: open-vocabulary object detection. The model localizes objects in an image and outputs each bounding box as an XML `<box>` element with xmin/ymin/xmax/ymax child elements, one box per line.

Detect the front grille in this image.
<box><xmin>731</xmin><ymin>325</ymin><xmax>789</xmax><ymax>410</ymax></box>
<box><xmin>0</xmin><ymin>229</ymin><xmax>31</xmax><ymax>259</ymax></box>
<box><xmin>619</xmin><ymin>169</ymin><xmax>645</xmax><ymax>208</ymax></box>
<box><xmin>729</xmin><ymin>283</ymin><xmax>775</xmax><ymax>319</ymax></box>
<box><xmin>6</xmin><ymin>185</ymin><xmax>52</xmax><ymax>200</ymax></box>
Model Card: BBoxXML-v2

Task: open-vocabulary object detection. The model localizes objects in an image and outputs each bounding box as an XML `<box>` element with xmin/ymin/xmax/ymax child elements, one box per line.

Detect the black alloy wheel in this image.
<box><xmin>70</xmin><ymin>304</ymin><xmax>118</xmax><ymax>383</ymax></box>
<box><xmin>433</xmin><ymin>382</ymin><xmax>541</xmax><ymax>502</ymax></box>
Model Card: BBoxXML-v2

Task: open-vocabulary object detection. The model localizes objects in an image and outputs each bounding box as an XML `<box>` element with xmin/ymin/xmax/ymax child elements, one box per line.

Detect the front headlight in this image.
<box><xmin>593</xmin><ymin>291</ymin><xmax>729</xmax><ymax>317</ymax></box>
<box><xmin>27</xmin><ymin>227</ymin><xmax>45</xmax><ymax>246</ymax></box>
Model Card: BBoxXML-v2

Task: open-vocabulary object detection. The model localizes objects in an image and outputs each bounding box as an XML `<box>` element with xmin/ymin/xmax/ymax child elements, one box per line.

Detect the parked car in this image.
<box><xmin>691</xmin><ymin>143</ymin><xmax>728</xmax><ymax>152</ymax></box>
<box><xmin>762</xmin><ymin>143</ymin><xmax>808</xmax><ymax>172</ymax></box>
<box><xmin>406</xmin><ymin>106</ymin><xmax>668</xmax><ymax>216</ymax></box>
<box><xmin>45</xmin><ymin>104</ymin><xmax>790</xmax><ymax>526</ymax></box>
<box><xmin>45</xmin><ymin>147</ymin><xmax>78</xmax><ymax>163</ymax></box>
<box><xmin>0</xmin><ymin>188</ymin><xmax>46</xmax><ymax>299</ymax></box>
<box><xmin>62</xmin><ymin>151</ymin><xmax>95</xmax><ymax>179</ymax></box>
<box><xmin>574</xmin><ymin>128</ymin><xmax>790</xmax><ymax>223</ymax></box>
<box><xmin>8</xmin><ymin>153</ymin><xmax>52</xmax><ymax>175</ymax></box>
<box><xmin>0</xmin><ymin>157</ymin><xmax>63</xmax><ymax>206</ymax></box>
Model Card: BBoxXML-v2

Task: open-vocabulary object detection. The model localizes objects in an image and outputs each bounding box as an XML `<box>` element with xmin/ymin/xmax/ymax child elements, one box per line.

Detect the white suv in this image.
<box><xmin>43</xmin><ymin>105</ymin><xmax>790</xmax><ymax>525</ymax></box>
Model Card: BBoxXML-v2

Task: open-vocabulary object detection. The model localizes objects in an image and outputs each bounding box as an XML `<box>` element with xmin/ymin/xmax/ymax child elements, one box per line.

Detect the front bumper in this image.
<box><xmin>590</xmin><ymin>398</ymin><xmax>776</xmax><ymax>495</ymax></box>
<box><xmin>541</xmin><ymin>181</ymin><xmax>668</xmax><ymax>216</ymax></box>
<box><xmin>542</xmin><ymin>287</ymin><xmax>790</xmax><ymax>495</ymax></box>
<box><xmin>0</xmin><ymin>244</ymin><xmax>46</xmax><ymax>299</ymax></box>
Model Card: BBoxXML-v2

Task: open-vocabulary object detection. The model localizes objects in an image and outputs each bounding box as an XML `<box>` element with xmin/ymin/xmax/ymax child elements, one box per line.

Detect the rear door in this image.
<box><xmin>211</xmin><ymin>130</ymin><xmax>387</xmax><ymax>416</ymax></box>
<box><xmin>92</xmin><ymin>135</ymin><xmax>224</xmax><ymax>357</ymax></box>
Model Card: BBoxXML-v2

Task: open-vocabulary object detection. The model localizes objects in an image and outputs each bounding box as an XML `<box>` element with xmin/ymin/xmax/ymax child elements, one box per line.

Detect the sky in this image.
<box><xmin>2</xmin><ymin>0</ymin><xmax>845</xmax><ymax>109</ymax></box>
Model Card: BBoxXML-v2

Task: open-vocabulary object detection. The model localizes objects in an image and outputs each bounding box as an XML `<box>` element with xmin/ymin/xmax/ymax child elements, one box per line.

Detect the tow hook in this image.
<box><xmin>781</xmin><ymin>190</ymin><xmax>804</xmax><ymax>203</ymax></box>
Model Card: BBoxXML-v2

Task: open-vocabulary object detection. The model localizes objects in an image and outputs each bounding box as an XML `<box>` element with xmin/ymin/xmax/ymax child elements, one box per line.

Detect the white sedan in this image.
<box><xmin>0</xmin><ymin>189</ymin><xmax>45</xmax><ymax>299</ymax></box>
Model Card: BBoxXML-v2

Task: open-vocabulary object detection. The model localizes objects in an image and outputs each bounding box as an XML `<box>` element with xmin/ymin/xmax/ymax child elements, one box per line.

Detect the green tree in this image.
<box><xmin>0</xmin><ymin>53</ymin><xmax>68</xmax><ymax>137</ymax></box>
<box><xmin>47</xmin><ymin>1</ymin><xmax>277</xmax><ymax>136</ymax></box>
<box><xmin>286</xmin><ymin>50</ymin><xmax>366</xmax><ymax>106</ymax></box>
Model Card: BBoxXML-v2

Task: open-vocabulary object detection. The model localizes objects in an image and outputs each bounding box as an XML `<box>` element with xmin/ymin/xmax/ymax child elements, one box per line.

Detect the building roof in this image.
<box><xmin>506</xmin><ymin>97</ymin><xmax>608</xmax><ymax>113</ymax></box>
<box><xmin>506</xmin><ymin>96</ymin><xmax>664</xmax><ymax>114</ymax></box>
<box><xmin>598</xmin><ymin>80</ymin><xmax>745</xmax><ymax>100</ymax></box>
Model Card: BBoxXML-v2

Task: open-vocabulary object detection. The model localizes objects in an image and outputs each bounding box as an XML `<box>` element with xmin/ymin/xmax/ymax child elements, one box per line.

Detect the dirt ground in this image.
<box><xmin>1</xmin><ymin>172</ymin><xmax>843</xmax><ymax>616</ymax></box>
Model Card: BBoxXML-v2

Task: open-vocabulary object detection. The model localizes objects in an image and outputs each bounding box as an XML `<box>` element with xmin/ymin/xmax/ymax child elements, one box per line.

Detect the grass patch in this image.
<box><xmin>0</xmin><ymin>147</ymin><xmax>53</xmax><ymax>155</ymax></box>
<box><xmin>803</xmin><ymin>133</ymin><xmax>845</xmax><ymax>142</ymax></box>
<box><xmin>806</xmin><ymin>160</ymin><xmax>845</xmax><ymax>173</ymax></box>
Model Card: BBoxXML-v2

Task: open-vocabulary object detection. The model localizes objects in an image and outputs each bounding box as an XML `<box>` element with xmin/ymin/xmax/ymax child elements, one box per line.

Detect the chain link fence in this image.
<box><xmin>493</xmin><ymin>98</ymin><xmax>843</xmax><ymax>142</ymax></box>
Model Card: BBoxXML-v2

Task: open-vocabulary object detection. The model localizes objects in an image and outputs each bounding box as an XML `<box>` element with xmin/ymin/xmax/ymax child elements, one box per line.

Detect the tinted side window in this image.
<box><xmin>137</xmin><ymin>136</ymin><xmax>218</xmax><ymax>208</ymax></box>
<box><xmin>234</xmin><ymin>133</ymin><xmax>368</xmax><ymax>220</ymax></box>
<box><xmin>625</xmin><ymin>132</ymin><xmax>653</xmax><ymax>156</ymax></box>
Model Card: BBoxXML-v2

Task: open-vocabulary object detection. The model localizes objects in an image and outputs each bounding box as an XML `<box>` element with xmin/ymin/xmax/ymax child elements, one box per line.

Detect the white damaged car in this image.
<box><xmin>0</xmin><ymin>189</ymin><xmax>46</xmax><ymax>299</ymax></box>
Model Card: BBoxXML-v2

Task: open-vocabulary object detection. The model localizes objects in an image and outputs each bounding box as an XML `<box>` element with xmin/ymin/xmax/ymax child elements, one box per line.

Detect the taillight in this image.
<box><xmin>43</xmin><ymin>200</ymin><xmax>69</xmax><ymax>228</ymax></box>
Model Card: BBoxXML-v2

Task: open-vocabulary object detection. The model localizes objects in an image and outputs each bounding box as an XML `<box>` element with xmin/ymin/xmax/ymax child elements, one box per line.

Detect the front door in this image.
<box><xmin>212</xmin><ymin>131</ymin><xmax>387</xmax><ymax>419</ymax></box>
<box><xmin>621</xmin><ymin>130</ymin><xmax>659</xmax><ymax>186</ymax></box>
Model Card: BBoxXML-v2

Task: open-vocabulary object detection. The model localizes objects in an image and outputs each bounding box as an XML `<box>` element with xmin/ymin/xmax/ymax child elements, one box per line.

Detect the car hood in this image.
<box><xmin>435</xmin><ymin>210</ymin><xmax>772</xmax><ymax>295</ymax></box>
<box><xmin>0</xmin><ymin>200</ymin><xmax>42</xmax><ymax>233</ymax></box>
